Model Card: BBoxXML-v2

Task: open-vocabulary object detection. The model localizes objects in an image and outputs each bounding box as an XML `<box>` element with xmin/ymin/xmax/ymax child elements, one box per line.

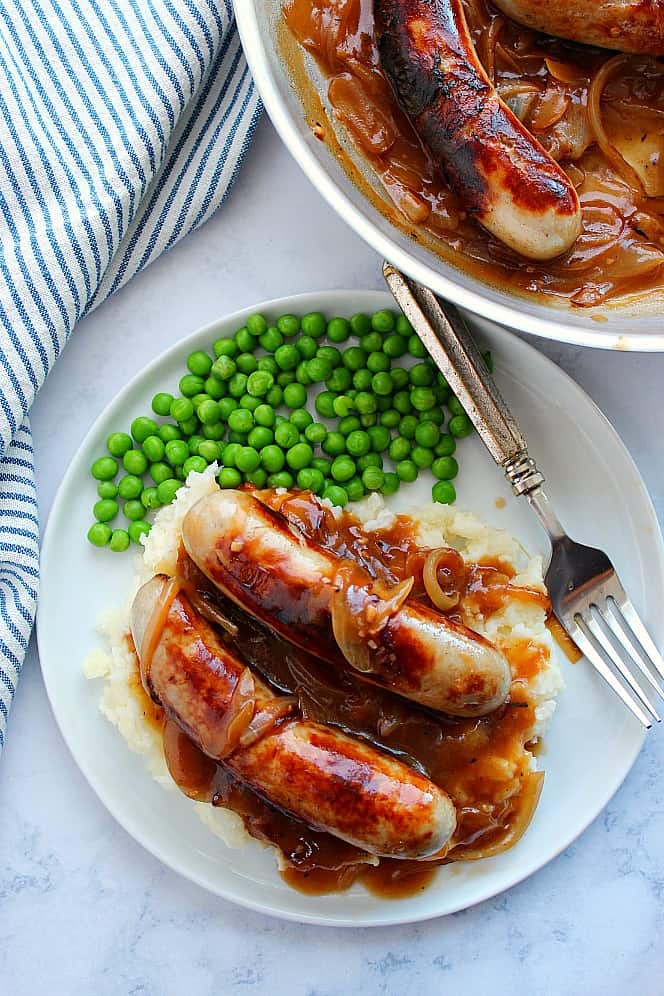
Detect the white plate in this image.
<box><xmin>38</xmin><ymin>290</ymin><xmax>664</xmax><ymax>927</ymax></box>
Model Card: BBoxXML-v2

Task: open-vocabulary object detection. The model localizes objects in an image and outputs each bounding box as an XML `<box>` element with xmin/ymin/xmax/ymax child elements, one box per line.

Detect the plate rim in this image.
<box><xmin>234</xmin><ymin>3</ymin><xmax>664</xmax><ymax>352</ymax></box>
<box><xmin>37</xmin><ymin>289</ymin><xmax>663</xmax><ymax>927</ymax></box>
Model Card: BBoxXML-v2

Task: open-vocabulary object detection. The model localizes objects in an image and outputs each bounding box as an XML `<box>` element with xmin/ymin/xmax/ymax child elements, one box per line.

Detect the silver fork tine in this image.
<box><xmin>571</xmin><ymin>621</ymin><xmax>653</xmax><ymax>729</ymax></box>
<box><xmin>612</xmin><ymin>595</ymin><xmax>664</xmax><ymax>681</ymax></box>
<box><xmin>579</xmin><ymin>614</ymin><xmax>660</xmax><ymax>723</ymax></box>
<box><xmin>603</xmin><ymin>600</ymin><xmax>664</xmax><ymax>701</ymax></box>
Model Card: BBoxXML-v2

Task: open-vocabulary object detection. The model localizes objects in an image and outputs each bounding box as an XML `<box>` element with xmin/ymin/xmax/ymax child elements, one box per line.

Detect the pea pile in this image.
<box><xmin>88</xmin><ymin>308</ymin><xmax>482</xmax><ymax>552</ymax></box>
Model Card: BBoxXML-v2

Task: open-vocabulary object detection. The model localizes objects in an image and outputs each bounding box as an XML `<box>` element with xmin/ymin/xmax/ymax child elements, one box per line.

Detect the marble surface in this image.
<box><xmin>2</xmin><ymin>117</ymin><xmax>663</xmax><ymax>995</ymax></box>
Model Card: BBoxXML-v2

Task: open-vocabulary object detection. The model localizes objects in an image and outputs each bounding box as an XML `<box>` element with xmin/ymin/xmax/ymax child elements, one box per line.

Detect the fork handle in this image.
<box><xmin>383</xmin><ymin>263</ymin><xmax>544</xmax><ymax>497</ymax></box>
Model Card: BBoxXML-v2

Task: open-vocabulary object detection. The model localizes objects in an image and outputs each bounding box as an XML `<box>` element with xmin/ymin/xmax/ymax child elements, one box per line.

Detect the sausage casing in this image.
<box><xmin>181</xmin><ymin>489</ymin><xmax>512</xmax><ymax>717</ymax></box>
<box><xmin>374</xmin><ymin>0</ymin><xmax>582</xmax><ymax>260</ymax></box>
<box><xmin>131</xmin><ymin>575</ymin><xmax>457</xmax><ymax>859</ymax></box>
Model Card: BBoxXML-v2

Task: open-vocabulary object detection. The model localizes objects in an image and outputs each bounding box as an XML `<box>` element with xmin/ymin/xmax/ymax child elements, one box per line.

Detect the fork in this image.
<box><xmin>383</xmin><ymin>262</ymin><xmax>664</xmax><ymax>729</ymax></box>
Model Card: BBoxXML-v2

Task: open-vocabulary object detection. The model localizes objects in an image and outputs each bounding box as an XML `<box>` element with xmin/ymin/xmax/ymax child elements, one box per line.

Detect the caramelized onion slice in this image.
<box><xmin>205</xmin><ymin>667</ymin><xmax>256</xmax><ymax>759</ymax></box>
<box><xmin>330</xmin><ymin>563</ymin><xmax>414</xmax><ymax>674</ymax></box>
<box><xmin>423</xmin><ymin>548</ymin><xmax>465</xmax><ymax>612</ymax></box>
<box><xmin>588</xmin><ymin>55</ymin><xmax>646</xmax><ymax>195</ymax></box>
<box><xmin>239</xmin><ymin>697</ymin><xmax>298</xmax><ymax>748</ymax></box>
<box><xmin>452</xmin><ymin>771</ymin><xmax>544</xmax><ymax>862</ymax></box>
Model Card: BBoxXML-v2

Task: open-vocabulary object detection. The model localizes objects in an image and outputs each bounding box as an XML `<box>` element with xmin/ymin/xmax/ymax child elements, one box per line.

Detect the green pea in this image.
<box><xmin>275</xmin><ymin>422</ymin><xmax>299</xmax><ymax>449</ymax></box>
<box><xmin>448</xmin><ymin>414</ymin><xmax>473</xmax><ymax>438</ymax></box>
<box><xmin>187</xmin><ymin>434</ymin><xmax>205</xmax><ymax>455</ymax></box>
<box><xmin>326</xmin><ymin>366</ymin><xmax>352</xmax><ymax>393</ymax></box>
<box><xmin>149</xmin><ymin>462</ymin><xmax>172</xmax><ymax>485</ymax></box>
<box><xmin>130</xmin><ymin>417</ymin><xmax>158</xmax><ymax>444</ymax></box>
<box><xmin>258</xmin><ymin>356</ymin><xmax>279</xmax><ymax>377</ymax></box>
<box><xmin>244</xmin><ymin>467</ymin><xmax>268</xmax><ymax>488</ymax></box>
<box><xmin>360</xmin><ymin>413</ymin><xmax>377</xmax><ymax>429</ymax></box>
<box><xmin>294</xmin><ymin>362</ymin><xmax>310</xmax><ymax>386</ymax></box>
<box><xmin>329</xmin><ymin>395</ymin><xmax>351</xmax><ymax>418</ymax></box>
<box><xmin>274</xmin><ymin>344</ymin><xmax>300</xmax><ymax>371</ymax></box>
<box><xmin>93</xmin><ymin>498</ymin><xmax>118</xmax><ymax>522</ymax></box>
<box><xmin>234</xmin><ymin>327</ymin><xmax>253</xmax><ymax>352</ymax></box>
<box><xmin>213</xmin><ymin>337</ymin><xmax>238</xmax><ymax>358</ymax></box>
<box><xmin>380</xmin><ymin>409</ymin><xmax>400</xmax><ymax>429</ymax></box>
<box><xmin>266</xmin><ymin>385</ymin><xmax>284</xmax><ymax>408</ymax></box>
<box><xmin>286</xmin><ymin>442</ymin><xmax>313</xmax><ymax>471</ymax></box>
<box><xmin>179</xmin><ymin>416</ymin><xmax>200</xmax><ymax>436</ymax></box>
<box><xmin>267</xmin><ymin>471</ymin><xmax>295</xmax><ymax>489</ymax></box>
<box><xmin>432</xmin><ymin>480</ymin><xmax>456</xmax><ymax>504</ymax></box>
<box><xmin>365</xmin><ymin>352</ymin><xmax>389</xmax><ymax>375</ymax></box>
<box><xmin>411</xmin><ymin>445</ymin><xmax>434</xmax><ymax>468</ymax></box>
<box><xmin>283</xmin><ymin>382</ymin><xmax>307</xmax><ymax>409</ymax></box>
<box><xmin>301</xmin><ymin>312</ymin><xmax>326</xmax><ymax>338</ymax></box>
<box><xmin>297</xmin><ymin>467</ymin><xmax>325</xmax><ymax>493</ymax></box>
<box><xmin>408</xmin><ymin>334</ymin><xmax>427</xmax><ymax>358</ymax></box>
<box><xmin>122</xmin><ymin>449</ymin><xmax>148</xmax><ymax>476</ymax></box>
<box><xmin>316</xmin><ymin>346</ymin><xmax>341</xmax><ymax>369</ymax></box>
<box><xmin>420</xmin><ymin>408</ymin><xmax>444</xmax><ymax>426</ymax></box>
<box><xmin>128</xmin><ymin>520</ymin><xmax>151</xmax><ymax>544</ymax></box>
<box><xmin>248</xmin><ymin>426</ymin><xmax>274</xmax><ymax>450</ymax></box>
<box><xmin>294</xmin><ymin>336</ymin><xmax>316</xmax><ymax>361</ymax></box>
<box><xmin>277</xmin><ymin>314</ymin><xmax>300</xmax><ymax>336</ymax></box>
<box><xmin>393</xmin><ymin>390</ymin><xmax>412</xmax><ymax>415</ymax></box>
<box><xmin>87</xmin><ymin>522</ymin><xmax>112</xmax><ymax>547</ymax></box>
<box><xmin>389</xmin><ymin>436</ymin><xmax>411</xmax><ymax>462</ymax></box>
<box><xmin>355</xmin><ymin>392</ymin><xmax>377</xmax><ymax>415</ymax></box>
<box><xmin>228</xmin><ymin>430</ymin><xmax>248</xmax><ymax>445</ymax></box>
<box><xmin>159</xmin><ymin>423</ymin><xmax>182</xmax><ymax>443</ymax></box>
<box><xmin>180</xmin><ymin>374</ymin><xmax>205</xmax><ymax>398</ymax></box>
<box><xmin>187</xmin><ymin>350</ymin><xmax>212</xmax><ymax>377</ymax></box>
<box><xmin>219</xmin><ymin>467</ymin><xmax>242</xmax><ymax>488</ymax></box>
<box><xmin>362</xmin><ymin>466</ymin><xmax>384</xmax><ymax>491</ymax></box>
<box><xmin>238</xmin><ymin>395</ymin><xmax>259</xmax><ymax>414</ymax></box>
<box><xmin>170</xmin><ymin>397</ymin><xmax>195</xmax><ymax>423</ymax></box>
<box><xmin>236</xmin><ymin>352</ymin><xmax>259</xmax><ymax>375</ymax></box>
<box><xmin>371</xmin><ymin>309</ymin><xmax>395</xmax><ymax>333</ymax></box>
<box><xmin>141</xmin><ymin>487</ymin><xmax>161</xmax><ymax>510</ymax></box>
<box><xmin>140</xmin><ymin>435</ymin><xmax>163</xmax><ymax>464</ymax></box>
<box><xmin>372</xmin><ymin>372</ymin><xmax>393</xmax><ymax>396</ymax></box>
<box><xmin>91</xmin><ymin>456</ymin><xmax>118</xmax><ymax>481</ymax></box>
<box><xmin>396</xmin><ymin>459</ymin><xmax>418</xmax><ymax>483</ymax></box>
<box><xmin>342</xmin><ymin>346</ymin><xmax>367</xmax><ymax>372</ymax></box>
<box><xmin>157</xmin><ymin>479</ymin><xmax>181</xmax><ymax>505</ymax></box>
<box><xmin>396</xmin><ymin>314</ymin><xmax>413</xmax><ymax>336</ymax></box>
<box><xmin>312</xmin><ymin>457</ymin><xmax>332</xmax><ymax>475</ymax></box>
<box><xmin>410</xmin><ymin>387</ymin><xmax>436</xmax><ymax>412</ymax></box>
<box><xmin>409</xmin><ymin>363</ymin><xmax>434</xmax><ymax>387</ymax></box>
<box><xmin>218</xmin><ymin>397</ymin><xmax>238</xmax><ymax>421</ymax></box>
<box><xmin>345</xmin><ymin>430</ymin><xmax>370</xmax><ymax>457</ymax></box>
<box><xmin>367</xmin><ymin>425</ymin><xmax>390</xmax><ymax>452</ymax></box>
<box><xmin>151</xmin><ymin>393</ymin><xmax>174</xmax><ymax>417</ymax></box>
<box><xmin>246</xmin><ymin>313</ymin><xmax>268</xmax><ymax>337</ymax></box>
<box><xmin>322</xmin><ymin>432</ymin><xmax>346</xmax><ymax>457</ymax></box>
<box><xmin>290</xmin><ymin>408</ymin><xmax>313</xmax><ymax>431</ymax></box>
<box><xmin>338</xmin><ymin>415</ymin><xmax>361</xmax><ymax>437</ymax></box>
<box><xmin>106</xmin><ymin>433</ymin><xmax>133</xmax><ymax>460</ymax></box>
<box><xmin>249</xmin><ymin>403</ymin><xmax>272</xmax><ymax>429</ymax></box>
<box><xmin>259</xmin><ymin>327</ymin><xmax>283</xmax><ymax>352</ymax></box>
<box><xmin>376</xmin><ymin>394</ymin><xmax>392</xmax><ymax>412</ymax></box>
<box><xmin>196</xmin><ymin>441</ymin><xmax>219</xmax><ymax>463</ymax></box>
<box><xmin>109</xmin><ymin>529</ymin><xmax>130</xmax><ymax>553</ymax></box>
<box><xmin>399</xmin><ymin>415</ymin><xmax>418</xmax><ymax>440</ymax></box>
<box><xmin>236</xmin><ymin>446</ymin><xmax>261</xmax><ymax>474</ymax></box>
<box><xmin>307</xmin><ymin>357</ymin><xmax>332</xmax><ymax>383</ymax></box>
<box><xmin>183</xmin><ymin>455</ymin><xmax>208</xmax><ymax>476</ymax></box>
<box><xmin>345</xmin><ymin>477</ymin><xmax>365</xmax><ymax>502</ymax></box>
<box><xmin>390</xmin><ymin>367</ymin><xmax>409</xmax><ymax>391</ymax></box>
<box><xmin>164</xmin><ymin>439</ymin><xmax>188</xmax><ymax>466</ymax></box>
<box><xmin>116</xmin><ymin>475</ymin><xmax>141</xmax><ymax>501</ymax></box>
<box><xmin>123</xmin><ymin>499</ymin><xmax>144</xmax><ymax>522</ymax></box>
<box><xmin>331</xmin><ymin>455</ymin><xmax>355</xmax><ymax>483</ymax></box>
<box><xmin>360</xmin><ymin>331</ymin><xmax>382</xmax><ymax>354</ymax></box>
<box><xmin>228</xmin><ymin>408</ymin><xmax>254</xmax><ymax>434</ymax></box>
<box><xmin>301</xmin><ymin>422</ymin><xmax>324</xmax><ymax>446</ymax></box>
<box><xmin>383</xmin><ymin>334</ymin><xmax>407</xmax><ymax>359</ymax></box>
<box><xmin>191</xmin><ymin>394</ymin><xmax>210</xmax><ymax>412</ymax></box>
<box><xmin>212</xmin><ymin>355</ymin><xmax>237</xmax><ymax>382</ymax></box>
<box><xmin>448</xmin><ymin>395</ymin><xmax>466</xmax><ymax>416</ymax></box>
<box><xmin>350</xmin><ymin>313</ymin><xmax>371</xmax><ymax>337</ymax></box>
<box><xmin>326</xmin><ymin>317</ymin><xmax>350</xmax><ymax>342</ymax></box>
<box><xmin>432</xmin><ymin>456</ymin><xmax>459</xmax><ymax>480</ymax></box>
<box><xmin>381</xmin><ymin>471</ymin><xmax>400</xmax><ymax>496</ymax></box>
<box><xmin>202</xmin><ymin>422</ymin><xmax>224</xmax><ymax>441</ymax></box>
<box><xmin>222</xmin><ymin>442</ymin><xmax>242</xmax><ymax>468</ymax></box>
<box><xmin>322</xmin><ymin>484</ymin><xmax>348</xmax><ymax>507</ymax></box>
<box><xmin>357</xmin><ymin>453</ymin><xmax>382</xmax><ymax>472</ymax></box>
<box><xmin>97</xmin><ymin>481</ymin><xmax>117</xmax><ymax>500</ymax></box>
<box><xmin>246</xmin><ymin>372</ymin><xmax>273</xmax><ymax>401</ymax></box>
<box><xmin>228</xmin><ymin>373</ymin><xmax>248</xmax><ymax>399</ymax></box>
<box><xmin>415</xmin><ymin>421</ymin><xmax>440</xmax><ymax>448</ymax></box>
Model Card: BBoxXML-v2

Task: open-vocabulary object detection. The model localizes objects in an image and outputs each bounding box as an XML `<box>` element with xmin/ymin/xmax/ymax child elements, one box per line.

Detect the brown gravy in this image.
<box><xmin>132</xmin><ymin>491</ymin><xmax>553</xmax><ymax>897</ymax></box>
<box><xmin>282</xmin><ymin>0</ymin><xmax>664</xmax><ymax>307</ymax></box>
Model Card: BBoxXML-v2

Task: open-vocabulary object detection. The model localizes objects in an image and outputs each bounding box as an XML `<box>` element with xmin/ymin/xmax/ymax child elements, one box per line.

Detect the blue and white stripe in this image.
<box><xmin>0</xmin><ymin>0</ymin><xmax>261</xmax><ymax>750</ymax></box>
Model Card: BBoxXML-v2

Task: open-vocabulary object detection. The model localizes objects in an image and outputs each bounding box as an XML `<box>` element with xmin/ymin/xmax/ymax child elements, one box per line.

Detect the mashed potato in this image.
<box><xmin>85</xmin><ymin>467</ymin><xmax>563</xmax><ymax>856</ymax></box>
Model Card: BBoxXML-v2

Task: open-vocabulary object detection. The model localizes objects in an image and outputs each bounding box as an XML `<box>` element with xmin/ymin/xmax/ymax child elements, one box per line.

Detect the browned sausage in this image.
<box><xmin>181</xmin><ymin>489</ymin><xmax>511</xmax><ymax>717</ymax></box>
<box><xmin>492</xmin><ymin>0</ymin><xmax>664</xmax><ymax>56</ymax></box>
<box><xmin>131</xmin><ymin>575</ymin><xmax>457</xmax><ymax>859</ymax></box>
<box><xmin>374</xmin><ymin>0</ymin><xmax>582</xmax><ymax>259</ymax></box>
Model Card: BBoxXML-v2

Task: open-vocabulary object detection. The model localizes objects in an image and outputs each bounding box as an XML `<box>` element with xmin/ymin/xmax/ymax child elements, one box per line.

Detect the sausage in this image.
<box><xmin>131</xmin><ymin>575</ymin><xmax>456</xmax><ymax>859</ymax></box>
<box><xmin>374</xmin><ymin>0</ymin><xmax>582</xmax><ymax>260</ymax></box>
<box><xmin>181</xmin><ymin>489</ymin><xmax>512</xmax><ymax>717</ymax></box>
<box><xmin>492</xmin><ymin>0</ymin><xmax>664</xmax><ymax>56</ymax></box>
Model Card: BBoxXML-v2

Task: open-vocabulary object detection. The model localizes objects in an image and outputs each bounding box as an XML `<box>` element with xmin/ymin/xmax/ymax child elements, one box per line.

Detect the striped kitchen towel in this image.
<box><xmin>0</xmin><ymin>0</ymin><xmax>262</xmax><ymax>751</ymax></box>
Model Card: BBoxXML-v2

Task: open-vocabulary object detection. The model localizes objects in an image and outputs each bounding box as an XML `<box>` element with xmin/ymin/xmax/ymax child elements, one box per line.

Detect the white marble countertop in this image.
<box><xmin>3</xmin><ymin>118</ymin><xmax>663</xmax><ymax>995</ymax></box>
